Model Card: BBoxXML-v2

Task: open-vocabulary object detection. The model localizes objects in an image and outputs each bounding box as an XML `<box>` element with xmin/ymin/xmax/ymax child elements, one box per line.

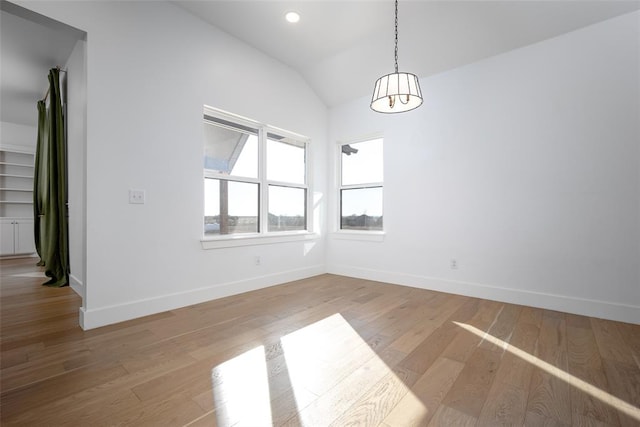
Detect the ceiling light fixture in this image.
<box><xmin>371</xmin><ymin>0</ymin><xmax>423</xmax><ymax>113</ymax></box>
<box><xmin>285</xmin><ymin>11</ymin><xmax>300</xmax><ymax>23</ymax></box>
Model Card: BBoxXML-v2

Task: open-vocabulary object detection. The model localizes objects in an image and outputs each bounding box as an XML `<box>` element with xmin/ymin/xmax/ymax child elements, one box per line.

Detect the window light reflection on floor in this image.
<box><xmin>211</xmin><ymin>345</ymin><xmax>272</xmax><ymax>426</ymax></box>
<box><xmin>454</xmin><ymin>321</ymin><xmax>640</xmax><ymax>423</ymax></box>
<box><xmin>280</xmin><ymin>313</ymin><xmax>427</xmax><ymax>425</ymax></box>
<box><xmin>209</xmin><ymin>313</ymin><xmax>427</xmax><ymax>426</ymax></box>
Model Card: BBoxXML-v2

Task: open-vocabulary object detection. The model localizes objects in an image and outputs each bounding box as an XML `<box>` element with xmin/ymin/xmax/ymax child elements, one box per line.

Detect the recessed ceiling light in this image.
<box><xmin>285</xmin><ymin>11</ymin><xmax>300</xmax><ymax>23</ymax></box>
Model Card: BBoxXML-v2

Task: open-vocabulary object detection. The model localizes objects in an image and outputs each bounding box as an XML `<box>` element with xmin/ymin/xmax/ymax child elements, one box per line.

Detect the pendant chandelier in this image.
<box><xmin>371</xmin><ymin>0</ymin><xmax>423</xmax><ymax>113</ymax></box>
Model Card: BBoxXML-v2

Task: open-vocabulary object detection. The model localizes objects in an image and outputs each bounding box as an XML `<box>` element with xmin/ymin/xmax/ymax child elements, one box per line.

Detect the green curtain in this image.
<box><xmin>36</xmin><ymin>68</ymin><xmax>69</xmax><ymax>287</ymax></box>
<box><xmin>33</xmin><ymin>100</ymin><xmax>48</xmax><ymax>266</ymax></box>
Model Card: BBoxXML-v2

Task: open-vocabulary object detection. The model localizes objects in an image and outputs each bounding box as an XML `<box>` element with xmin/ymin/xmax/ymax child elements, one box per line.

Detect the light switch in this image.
<box><xmin>129</xmin><ymin>189</ymin><xmax>145</xmax><ymax>204</ymax></box>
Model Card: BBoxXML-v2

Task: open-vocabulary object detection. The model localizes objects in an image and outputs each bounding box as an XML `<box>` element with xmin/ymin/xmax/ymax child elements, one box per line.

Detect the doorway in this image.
<box><xmin>0</xmin><ymin>1</ymin><xmax>87</xmax><ymax>318</ymax></box>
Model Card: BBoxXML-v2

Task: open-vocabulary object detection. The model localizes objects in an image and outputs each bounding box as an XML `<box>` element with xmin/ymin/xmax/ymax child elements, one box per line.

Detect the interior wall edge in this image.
<box><xmin>1</xmin><ymin>0</ymin><xmax>86</xmax><ymax>40</ymax></box>
<box><xmin>69</xmin><ymin>273</ymin><xmax>84</xmax><ymax>299</ymax></box>
<box><xmin>78</xmin><ymin>264</ymin><xmax>326</xmax><ymax>330</ymax></box>
<box><xmin>327</xmin><ymin>264</ymin><xmax>640</xmax><ymax>325</ymax></box>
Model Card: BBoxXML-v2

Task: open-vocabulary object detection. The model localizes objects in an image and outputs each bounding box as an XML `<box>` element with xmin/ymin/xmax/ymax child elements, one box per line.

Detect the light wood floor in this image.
<box><xmin>1</xmin><ymin>258</ymin><xmax>639</xmax><ymax>426</ymax></box>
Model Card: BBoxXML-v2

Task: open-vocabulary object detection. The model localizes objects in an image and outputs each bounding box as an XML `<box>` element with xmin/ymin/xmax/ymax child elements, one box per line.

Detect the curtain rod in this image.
<box><xmin>41</xmin><ymin>67</ymin><xmax>67</xmax><ymax>102</ymax></box>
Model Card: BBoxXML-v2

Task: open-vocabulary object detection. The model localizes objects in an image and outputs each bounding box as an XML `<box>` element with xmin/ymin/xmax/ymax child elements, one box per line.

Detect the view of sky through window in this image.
<box><xmin>204</xmin><ymin>136</ymin><xmax>305</xmax><ymax>217</ymax></box>
<box><xmin>341</xmin><ymin>138</ymin><xmax>384</xmax><ymax>223</ymax></box>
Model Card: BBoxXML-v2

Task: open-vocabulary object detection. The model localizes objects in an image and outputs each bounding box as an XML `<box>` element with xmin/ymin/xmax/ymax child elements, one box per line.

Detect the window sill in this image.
<box><xmin>201</xmin><ymin>231</ymin><xmax>318</xmax><ymax>250</ymax></box>
<box><xmin>331</xmin><ymin>231</ymin><xmax>385</xmax><ymax>242</ymax></box>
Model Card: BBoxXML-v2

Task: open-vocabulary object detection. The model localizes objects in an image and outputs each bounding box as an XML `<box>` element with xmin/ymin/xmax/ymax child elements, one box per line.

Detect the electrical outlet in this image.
<box><xmin>451</xmin><ymin>259</ymin><xmax>458</xmax><ymax>270</ymax></box>
<box><xmin>129</xmin><ymin>189</ymin><xmax>145</xmax><ymax>204</ymax></box>
<box><xmin>254</xmin><ymin>256</ymin><xmax>261</xmax><ymax>266</ymax></box>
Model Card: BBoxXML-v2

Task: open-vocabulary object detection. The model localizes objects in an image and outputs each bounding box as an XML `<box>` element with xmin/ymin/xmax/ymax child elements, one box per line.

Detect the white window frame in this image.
<box><xmin>201</xmin><ymin>106</ymin><xmax>315</xmax><ymax>249</ymax></box>
<box><xmin>334</xmin><ymin>135</ymin><xmax>385</xmax><ymax>242</ymax></box>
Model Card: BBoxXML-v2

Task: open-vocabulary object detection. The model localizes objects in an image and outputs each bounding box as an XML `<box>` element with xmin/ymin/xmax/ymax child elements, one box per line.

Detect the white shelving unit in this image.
<box><xmin>0</xmin><ymin>147</ymin><xmax>36</xmax><ymax>256</ymax></box>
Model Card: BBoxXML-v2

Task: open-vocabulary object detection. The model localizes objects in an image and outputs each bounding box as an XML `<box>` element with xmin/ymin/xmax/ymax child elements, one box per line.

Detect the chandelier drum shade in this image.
<box><xmin>371</xmin><ymin>71</ymin><xmax>422</xmax><ymax>113</ymax></box>
<box><xmin>371</xmin><ymin>0</ymin><xmax>423</xmax><ymax>113</ymax></box>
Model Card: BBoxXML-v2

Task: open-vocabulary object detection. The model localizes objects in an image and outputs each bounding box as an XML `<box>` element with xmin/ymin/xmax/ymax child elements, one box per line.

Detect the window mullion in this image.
<box><xmin>266</xmin><ymin>180</ymin><xmax>307</xmax><ymax>189</ymax></box>
<box><xmin>259</xmin><ymin>127</ymin><xmax>268</xmax><ymax>235</ymax></box>
<box><xmin>204</xmin><ymin>172</ymin><xmax>261</xmax><ymax>185</ymax></box>
<box><xmin>340</xmin><ymin>183</ymin><xmax>384</xmax><ymax>191</ymax></box>
<box><xmin>305</xmin><ymin>142</ymin><xmax>311</xmax><ymax>231</ymax></box>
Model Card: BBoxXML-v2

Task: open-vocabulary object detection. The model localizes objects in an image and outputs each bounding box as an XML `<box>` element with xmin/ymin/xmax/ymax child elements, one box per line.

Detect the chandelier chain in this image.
<box><xmin>394</xmin><ymin>0</ymin><xmax>399</xmax><ymax>73</ymax></box>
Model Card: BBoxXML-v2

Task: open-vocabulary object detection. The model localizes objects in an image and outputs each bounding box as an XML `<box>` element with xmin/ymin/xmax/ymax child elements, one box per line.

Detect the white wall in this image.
<box><xmin>0</xmin><ymin>121</ymin><xmax>36</xmax><ymax>151</ymax></box>
<box><xmin>64</xmin><ymin>39</ymin><xmax>87</xmax><ymax>301</ymax></box>
<box><xmin>16</xmin><ymin>2</ymin><xmax>638</xmax><ymax>327</ymax></box>
<box><xmin>17</xmin><ymin>1</ymin><xmax>328</xmax><ymax>329</ymax></box>
<box><xmin>328</xmin><ymin>11</ymin><xmax>640</xmax><ymax>324</ymax></box>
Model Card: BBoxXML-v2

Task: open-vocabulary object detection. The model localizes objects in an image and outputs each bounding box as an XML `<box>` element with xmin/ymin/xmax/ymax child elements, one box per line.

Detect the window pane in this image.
<box><xmin>268</xmin><ymin>185</ymin><xmax>306</xmax><ymax>232</ymax></box>
<box><xmin>204</xmin><ymin>178</ymin><xmax>259</xmax><ymax>235</ymax></box>
<box><xmin>341</xmin><ymin>187</ymin><xmax>383</xmax><ymax>230</ymax></box>
<box><xmin>267</xmin><ymin>135</ymin><xmax>305</xmax><ymax>184</ymax></box>
<box><xmin>341</xmin><ymin>138</ymin><xmax>383</xmax><ymax>185</ymax></box>
<box><xmin>204</xmin><ymin>120</ymin><xmax>258</xmax><ymax>179</ymax></box>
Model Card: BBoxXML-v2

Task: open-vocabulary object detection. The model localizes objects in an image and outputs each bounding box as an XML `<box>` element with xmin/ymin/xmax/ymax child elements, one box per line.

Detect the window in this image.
<box><xmin>203</xmin><ymin>108</ymin><xmax>309</xmax><ymax>238</ymax></box>
<box><xmin>339</xmin><ymin>138</ymin><xmax>383</xmax><ymax>231</ymax></box>
<box><xmin>266</xmin><ymin>133</ymin><xmax>307</xmax><ymax>232</ymax></box>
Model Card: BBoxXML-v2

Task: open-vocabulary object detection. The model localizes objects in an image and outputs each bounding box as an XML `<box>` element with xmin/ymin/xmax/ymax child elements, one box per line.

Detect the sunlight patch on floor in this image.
<box><xmin>210</xmin><ymin>313</ymin><xmax>428</xmax><ymax>426</ymax></box>
<box><xmin>454</xmin><ymin>321</ymin><xmax>640</xmax><ymax>422</ymax></box>
<box><xmin>211</xmin><ymin>345</ymin><xmax>272</xmax><ymax>426</ymax></box>
<box><xmin>11</xmin><ymin>272</ymin><xmax>46</xmax><ymax>278</ymax></box>
<box><xmin>281</xmin><ymin>313</ymin><xmax>427</xmax><ymax>425</ymax></box>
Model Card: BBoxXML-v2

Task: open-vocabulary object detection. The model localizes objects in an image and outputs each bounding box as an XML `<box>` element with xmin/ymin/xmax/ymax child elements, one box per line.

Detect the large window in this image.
<box><xmin>339</xmin><ymin>138</ymin><xmax>383</xmax><ymax>231</ymax></box>
<box><xmin>203</xmin><ymin>108</ymin><xmax>308</xmax><ymax>237</ymax></box>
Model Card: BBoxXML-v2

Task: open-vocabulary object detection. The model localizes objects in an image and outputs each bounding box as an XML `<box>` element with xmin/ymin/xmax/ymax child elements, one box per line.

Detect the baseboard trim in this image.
<box><xmin>69</xmin><ymin>274</ymin><xmax>84</xmax><ymax>299</ymax></box>
<box><xmin>80</xmin><ymin>264</ymin><xmax>326</xmax><ymax>330</ymax></box>
<box><xmin>328</xmin><ymin>264</ymin><xmax>640</xmax><ymax>325</ymax></box>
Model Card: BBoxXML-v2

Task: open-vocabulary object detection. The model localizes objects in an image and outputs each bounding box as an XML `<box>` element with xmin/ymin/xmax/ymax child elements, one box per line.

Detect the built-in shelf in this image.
<box><xmin>0</xmin><ymin>162</ymin><xmax>34</xmax><ymax>168</ymax></box>
<box><xmin>1</xmin><ymin>149</ymin><xmax>35</xmax><ymax>249</ymax></box>
<box><xmin>0</xmin><ymin>174</ymin><xmax>33</xmax><ymax>179</ymax></box>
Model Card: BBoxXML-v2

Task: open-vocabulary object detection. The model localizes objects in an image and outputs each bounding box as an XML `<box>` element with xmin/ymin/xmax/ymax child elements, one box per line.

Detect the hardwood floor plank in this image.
<box><xmin>567</xmin><ymin>324</ymin><xmax>621</xmax><ymax>426</ymax></box>
<box><xmin>1</xmin><ymin>328</ymin><xmax>162</xmax><ymax>392</ymax></box>
<box><xmin>478</xmin><ymin>303</ymin><xmax>522</xmax><ymax>351</ymax></box>
<box><xmin>478</xmin><ymin>381</ymin><xmax>528</xmax><ymax>426</ymax></box>
<box><xmin>11</xmin><ymin>389</ymin><xmax>143</xmax><ymax>426</ymax></box>
<box><xmin>382</xmin><ymin>356</ymin><xmax>465</xmax><ymax>427</ymax></box>
<box><xmin>184</xmin><ymin>410</ymin><xmax>219</xmax><ymax>427</ymax></box>
<box><xmin>526</xmin><ymin>312</ymin><xmax>572</xmax><ymax>425</ymax></box>
<box><xmin>524</xmin><ymin>410</ymin><xmax>572</xmax><ymax>426</ymax></box>
<box><xmin>427</xmin><ymin>404</ymin><xmax>478</xmax><ymax>426</ymax></box>
<box><xmin>601</xmin><ymin>358</ymin><xmax>640</xmax><ymax>427</ymax></box>
<box><xmin>591</xmin><ymin>318</ymin><xmax>636</xmax><ymax>366</ymax></box>
<box><xmin>490</xmin><ymin>309</ymin><xmax>541</xmax><ymax>390</ymax></box>
<box><xmin>440</xmin><ymin>299</ymin><xmax>505</xmax><ymax>362</ymax></box>
<box><xmin>615</xmin><ymin>322</ymin><xmax>640</xmax><ymax>370</ymax></box>
<box><xmin>329</xmin><ymin>366</ymin><xmax>418</xmax><ymax>427</ymax></box>
<box><xmin>287</xmin><ymin>347</ymin><xmax>406</xmax><ymax>427</ymax></box>
<box><xmin>476</xmin><ymin>304</ymin><xmax>544</xmax><ymax>425</ymax></box>
<box><xmin>566</xmin><ymin>313</ymin><xmax>593</xmax><ymax>330</ymax></box>
<box><xmin>397</xmin><ymin>298</ymin><xmax>481</xmax><ymax>375</ymax></box>
<box><xmin>387</xmin><ymin>310</ymin><xmax>455</xmax><ymax>355</ymax></box>
<box><xmin>131</xmin><ymin>357</ymin><xmax>217</xmax><ymax>402</ymax></box>
<box><xmin>6</xmin><ymin>351</ymin><xmax>199</xmax><ymax>425</ymax></box>
<box><xmin>2</xmin><ymin>259</ymin><xmax>638</xmax><ymax>426</ymax></box>
<box><xmin>106</xmin><ymin>391</ymin><xmax>206</xmax><ymax>426</ymax></box>
<box><xmin>0</xmin><ymin>360</ymin><xmax>129</xmax><ymax>420</ymax></box>
<box><xmin>0</xmin><ymin>341</ymin><xmax>43</xmax><ymax>369</ymax></box>
<box><xmin>441</xmin><ymin>347</ymin><xmax>501</xmax><ymax>418</ymax></box>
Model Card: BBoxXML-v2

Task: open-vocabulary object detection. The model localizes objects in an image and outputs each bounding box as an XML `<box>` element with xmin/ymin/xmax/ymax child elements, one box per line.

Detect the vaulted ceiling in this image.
<box><xmin>174</xmin><ymin>1</ymin><xmax>640</xmax><ymax>107</ymax></box>
<box><xmin>2</xmin><ymin>1</ymin><xmax>639</xmax><ymax>128</ymax></box>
